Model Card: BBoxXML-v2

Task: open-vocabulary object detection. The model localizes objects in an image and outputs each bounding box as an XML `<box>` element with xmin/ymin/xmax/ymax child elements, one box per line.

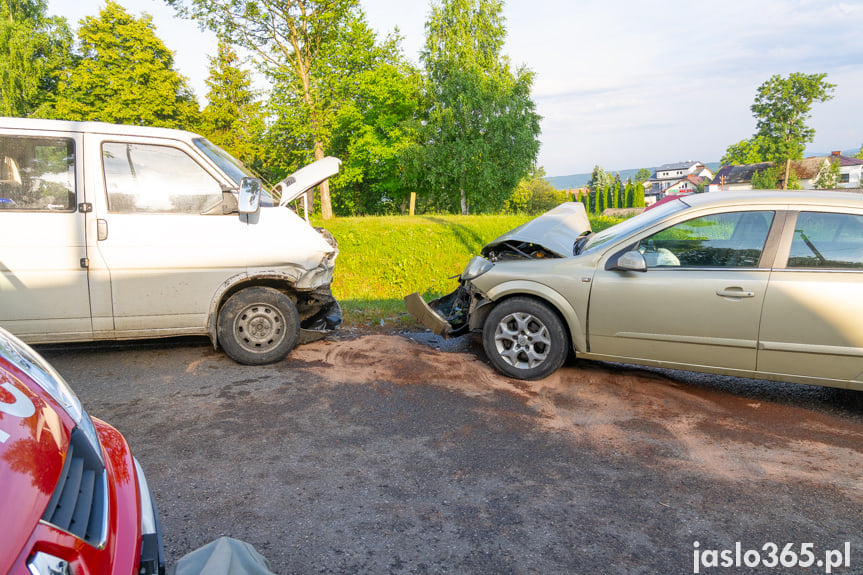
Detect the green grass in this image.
<box><xmin>312</xmin><ymin>213</ymin><xmax>625</xmax><ymax>328</ymax></box>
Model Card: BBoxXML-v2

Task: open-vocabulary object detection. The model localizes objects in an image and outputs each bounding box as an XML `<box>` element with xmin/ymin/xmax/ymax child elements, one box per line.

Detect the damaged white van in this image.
<box><xmin>0</xmin><ymin>117</ymin><xmax>341</xmax><ymax>365</ymax></box>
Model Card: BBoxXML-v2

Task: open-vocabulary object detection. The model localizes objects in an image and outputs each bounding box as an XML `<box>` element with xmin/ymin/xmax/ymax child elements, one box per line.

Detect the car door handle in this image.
<box><xmin>716</xmin><ymin>288</ymin><xmax>755</xmax><ymax>298</ymax></box>
<box><xmin>97</xmin><ymin>219</ymin><xmax>108</xmax><ymax>241</ymax></box>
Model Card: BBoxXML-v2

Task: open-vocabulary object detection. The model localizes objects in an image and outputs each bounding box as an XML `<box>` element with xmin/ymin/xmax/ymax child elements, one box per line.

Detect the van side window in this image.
<box><xmin>102</xmin><ymin>142</ymin><xmax>223</xmax><ymax>214</ymax></box>
<box><xmin>0</xmin><ymin>136</ymin><xmax>76</xmax><ymax>211</ymax></box>
<box><xmin>788</xmin><ymin>212</ymin><xmax>863</xmax><ymax>269</ymax></box>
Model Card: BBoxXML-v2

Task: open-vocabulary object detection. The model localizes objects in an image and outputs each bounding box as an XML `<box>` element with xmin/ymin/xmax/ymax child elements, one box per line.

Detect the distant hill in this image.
<box><xmin>546</xmin><ymin>162</ymin><xmax>722</xmax><ymax>190</ymax></box>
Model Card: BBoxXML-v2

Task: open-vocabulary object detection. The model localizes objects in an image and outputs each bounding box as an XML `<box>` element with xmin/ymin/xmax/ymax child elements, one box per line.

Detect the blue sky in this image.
<box><xmin>48</xmin><ymin>0</ymin><xmax>863</xmax><ymax>177</ymax></box>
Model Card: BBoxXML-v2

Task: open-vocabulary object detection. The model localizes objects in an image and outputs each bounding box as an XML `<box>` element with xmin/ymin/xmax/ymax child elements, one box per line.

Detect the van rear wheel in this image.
<box><xmin>218</xmin><ymin>287</ymin><xmax>300</xmax><ymax>365</ymax></box>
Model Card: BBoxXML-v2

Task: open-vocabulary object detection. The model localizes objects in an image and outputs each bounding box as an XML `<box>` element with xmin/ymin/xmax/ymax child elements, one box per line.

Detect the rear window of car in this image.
<box><xmin>787</xmin><ymin>212</ymin><xmax>863</xmax><ymax>269</ymax></box>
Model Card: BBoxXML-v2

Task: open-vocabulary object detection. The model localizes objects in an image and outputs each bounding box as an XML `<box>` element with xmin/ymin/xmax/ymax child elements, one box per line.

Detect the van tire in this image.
<box><xmin>218</xmin><ymin>287</ymin><xmax>300</xmax><ymax>365</ymax></box>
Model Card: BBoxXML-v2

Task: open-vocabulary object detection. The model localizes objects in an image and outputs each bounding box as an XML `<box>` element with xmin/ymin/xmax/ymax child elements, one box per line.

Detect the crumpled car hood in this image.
<box><xmin>482</xmin><ymin>202</ymin><xmax>591</xmax><ymax>258</ymax></box>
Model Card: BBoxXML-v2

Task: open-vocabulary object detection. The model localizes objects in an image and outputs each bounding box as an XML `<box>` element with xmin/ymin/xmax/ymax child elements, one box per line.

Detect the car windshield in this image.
<box><xmin>193</xmin><ymin>138</ymin><xmax>254</xmax><ymax>185</ymax></box>
<box><xmin>582</xmin><ymin>198</ymin><xmax>690</xmax><ymax>254</ymax></box>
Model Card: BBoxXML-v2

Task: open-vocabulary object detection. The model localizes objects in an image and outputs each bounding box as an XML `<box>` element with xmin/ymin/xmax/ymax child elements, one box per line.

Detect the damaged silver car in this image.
<box><xmin>407</xmin><ymin>191</ymin><xmax>863</xmax><ymax>390</ymax></box>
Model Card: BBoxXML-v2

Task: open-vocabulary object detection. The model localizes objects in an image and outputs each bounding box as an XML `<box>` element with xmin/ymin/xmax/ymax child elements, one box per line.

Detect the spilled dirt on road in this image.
<box><xmin>290</xmin><ymin>334</ymin><xmax>863</xmax><ymax>501</ymax></box>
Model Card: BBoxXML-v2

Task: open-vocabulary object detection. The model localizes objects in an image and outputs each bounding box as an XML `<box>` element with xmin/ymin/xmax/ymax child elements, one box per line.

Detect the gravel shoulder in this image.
<box><xmin>40</xmin><ymin>333</ymin><xmax>863</xmax><ymax>574</ymax></box>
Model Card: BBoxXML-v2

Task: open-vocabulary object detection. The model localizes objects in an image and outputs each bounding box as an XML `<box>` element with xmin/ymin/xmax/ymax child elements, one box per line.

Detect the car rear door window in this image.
<box><xmin>787</xmin><ymin>212</ymin><xmax>863</xmax><ymax>269</ymax></box>
<box><xmin>639</xmin><ymin>211</ymin><xmax>774</xmax><ymax>268</ymax></box>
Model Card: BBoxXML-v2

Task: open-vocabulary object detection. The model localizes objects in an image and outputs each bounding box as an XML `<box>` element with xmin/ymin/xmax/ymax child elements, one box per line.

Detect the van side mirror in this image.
<box><xmin>614</xmin><ymin>250</ymin><xmax>647</xmax><ymax>272</ymax></box>
<box><xmin>238</xmin><ymin>177</ymin><xmax>262</xmax><ymax>214</ymax></box>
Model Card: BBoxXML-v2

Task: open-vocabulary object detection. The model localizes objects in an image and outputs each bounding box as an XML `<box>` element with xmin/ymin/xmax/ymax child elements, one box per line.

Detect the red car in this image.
<box><xmin>0</xmin><ymin>327</ymin><xmax>164</xmax><ymax>575</ymax></box>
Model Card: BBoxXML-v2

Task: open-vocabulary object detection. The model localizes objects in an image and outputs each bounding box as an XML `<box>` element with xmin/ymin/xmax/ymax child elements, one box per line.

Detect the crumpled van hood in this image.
<box><xmin>276</xmin><ymin>157</ymin><xmax>342</xmax><ymax>206</ymax></box>
<box><xmin>482</xmin><ymin>202</ymin><xmax>592</xmax><ymax>258</ymax></box>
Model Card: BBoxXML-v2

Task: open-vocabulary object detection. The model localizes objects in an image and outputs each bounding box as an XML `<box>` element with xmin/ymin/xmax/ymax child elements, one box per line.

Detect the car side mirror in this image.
<box><xmin>238</xmin><ymin>177</ymin><xmax>262</xmax><ymax>214</ymax></box>
<box><xmin>615</xmin><ymin>250</ymin><xmax>647</xmax><ymax>272</ymax></box>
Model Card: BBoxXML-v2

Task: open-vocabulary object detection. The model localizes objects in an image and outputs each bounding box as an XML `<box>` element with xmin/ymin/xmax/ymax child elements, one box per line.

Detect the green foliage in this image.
<box><xmin>504</xmin><ymin>167</ymin><xmax>566</xmax><ymax>214</ymax></box>
<box><xmin>199</xmin><ymin>41</ymin><xmax>265</xmax><ymax>170</ymax></box>
<box><xmin>751</xmin><ymin>165</ymin><xmax>800</xmax><ymax>190</ymax></box>
<box><xmin>0</xmin><ymin>0</ymin><xmax>72</xmax><ymax>117</ymax></box>
<box><xmin>855</xmin><ymin>145</ymin><xmax>863</xmax><ymax>160</ymax></box>
<box><xmin>633</xmin><ymin>181</ymin><xmax>645</xmax><ymax>207</ymax></box>
<box><xmin>634</xmin><ymin>168</ymin><xmax>652</xmax><ymax>183</ymax></box>
<box><xmin>721</xmin><ymin>135</ymin><xmax>772</xmax><ymax>165</ymax></box>
<box><xmin>751</xmin><ymin>73</ymin><xmax>835</xmax><ymax>163</ymax></box>
<box><xmin>405</xmin><ymin>0</ymin><xmax>541</xmax><ymax>215</ymax></box>
<box><xmin>813</xmin><ymin>158</ymin><xmax>841</xmax><ymax>190</ymax></box>
<box><xmin>587</xmin><ymin>165</ymin><xmax>614</xmax><ymax>191</ymax></box>
<box><xmin>167</xmin><ymin>0</ymin><xmax>361</xmax><ymax>219</ymax></box>
<box><xmin>315</xmin><ymin>16</ymin><xmax>423</xmax><ymax>216</ymax></box>
<box><xmin>48</xmin><ymin>1</ymin><xmax>199</xmax><ymax>128</ymax></box>
<box><xmin>750</xmin><ymin>166</ymin><xmax>781</xmax><ymax>189</ymax></box>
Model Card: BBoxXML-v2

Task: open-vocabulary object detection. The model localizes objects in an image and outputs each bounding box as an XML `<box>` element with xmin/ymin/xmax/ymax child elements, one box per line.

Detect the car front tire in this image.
<box><xmin>218</xmin><ymin>287</ymin><xmax>300</xmax><ymax>365</ymax></box>
<box><xmin>482</xmin><ymin>297</ymin><xmax>569</xmax><ymax>380</ymax></box>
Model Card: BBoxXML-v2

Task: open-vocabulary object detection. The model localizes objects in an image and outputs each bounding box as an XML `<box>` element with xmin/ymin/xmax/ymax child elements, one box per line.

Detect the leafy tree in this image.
<box><xmin>855</xmin><ymin>144</ymin><xmax>863</xmax><ymax>160</ymax></box>
<box><xmin>50</xmin><ymin>1</ymin><xmax>199</xmax><ymax>128</ymax></box>
<box><xmin>634</xmin><ymin>168</ymin><xmax>652</xmax><ymax>184</ymax></box>
<box><xmin>752</xmin><ymin>73</ymin><xmax>835</xmax><ymax>162</ymax></box>
<box><xmin>587</xmin><ymin>165</ymin><xmax>614</xmax><ymax>191</ymax></box>
<box><xmin>751</xmin><ymin>165</ymin><xmax>800</xmax><ymax>190</ymax></box>
<box><xmin>813</xmin><ymin>158</ymin><xmax>841</xmax><ymax>190</ymax></box>
<box><xmin>0</xmin><ymin>0</ymin><xmax>72</xmax><ymax>116</ymax></box>
<box><xmin>200</xmin><ymin>41</ymin><xmax>265</xmax><ymax>169</ymax></box>
<box><xmin>166</xmin><ymin>0</ymin><xmax>359</xmax><ymax>220</ymax></box>
<box><xmin>269</xmin><ymin>10</ymin><xmax>422</xmax><ymax>216</ymax></box>
<box><xmin>405</xmin><ymin>0</ymin><xmax>541</xmax><ymax>215</ymax></box>
<box><xmin>633</xmin><ymin>182</ymin><xmax>645</xmax><ymax>208</ymax></box>
<box><xmin>725</xmin><ymin>73</ymin><xmax>834</xmax><ymax>187</ymax></box>
<box><xmin>721</xmin><ymin>135</ymin><xmax>772</xmax><ymax>165</ymax></box>
<box><xmin>624</xmin><ymin>181</ymin><xmax>634</xmax><ymax>208</ymax></box>
<box><xmin>596</xmin><ymin>185</ymin><xmax>606</xmax><ymax>213</ymax></box>
<box><xmin>505</xmin><ymin>166</ymin><xmax>562</xmax><ymax>214</ymax></box>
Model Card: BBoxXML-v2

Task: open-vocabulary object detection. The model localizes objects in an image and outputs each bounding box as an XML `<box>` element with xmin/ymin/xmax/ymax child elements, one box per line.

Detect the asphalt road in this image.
<box><xmin>40</xmin><ymin>333</ymin><xmax>863</xmax><ymax>575</ymax></box>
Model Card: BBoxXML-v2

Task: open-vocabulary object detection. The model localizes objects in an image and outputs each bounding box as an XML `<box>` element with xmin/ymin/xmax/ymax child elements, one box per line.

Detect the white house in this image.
<box><xmin>645</xmin><ymin>161</ymin><xmax>714</xmax><ymax>202</ymax></box>
<box><xmin>829</xmin><ymin>151</ymin><xmax>863</xmax><ymax>188</ymax></box>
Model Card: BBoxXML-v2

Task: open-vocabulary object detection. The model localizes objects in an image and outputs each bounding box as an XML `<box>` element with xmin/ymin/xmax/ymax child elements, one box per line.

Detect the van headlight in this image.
<box><xmin>0</xmin><ymin>329</ymin><xmax>101</xmax><ymax>462</ymax></box>
<box><xmin>461</xmin><ymin>256</ymin><xmax>494</xmax><ymax>281</ymax></box>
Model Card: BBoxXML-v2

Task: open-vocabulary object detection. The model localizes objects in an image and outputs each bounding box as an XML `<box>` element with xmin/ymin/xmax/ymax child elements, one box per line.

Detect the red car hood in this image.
<box><xmin>0</xmin><ymin>361</ymin><xmax>70</xmax><ymax>575</ymax></box>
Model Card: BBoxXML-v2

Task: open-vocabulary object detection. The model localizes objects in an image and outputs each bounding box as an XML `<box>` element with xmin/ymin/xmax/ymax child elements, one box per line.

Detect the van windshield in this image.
<box><xmin>193</xmin><ymin>138</ymin><xmax>254</xmax><ymax>185</ymax></box>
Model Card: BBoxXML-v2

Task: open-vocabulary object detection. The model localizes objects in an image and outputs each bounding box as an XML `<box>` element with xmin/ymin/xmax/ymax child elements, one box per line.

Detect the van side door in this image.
<box><xmin>0</xmin><ymin>131</ymin><xmax>93</xmax><ymax>342</ymax></box>
<box><xmin>84</xmin><ymin>134</ymin><xmax>246</xmax><ymax>338</ymax></box>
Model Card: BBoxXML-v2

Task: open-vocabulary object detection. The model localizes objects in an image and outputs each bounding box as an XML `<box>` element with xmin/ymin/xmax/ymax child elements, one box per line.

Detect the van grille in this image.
<box><xmin>41</xmin><ymin>429</ymin><xmax>107</xmax><ymax>545</ymax></box>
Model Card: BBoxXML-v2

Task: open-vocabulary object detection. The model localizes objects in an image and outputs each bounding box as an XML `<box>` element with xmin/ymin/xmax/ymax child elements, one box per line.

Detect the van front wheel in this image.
<box><xmin>218</xmin><ymin>287</ymin><xmax>300</xmax><ymax>365</ymax></box>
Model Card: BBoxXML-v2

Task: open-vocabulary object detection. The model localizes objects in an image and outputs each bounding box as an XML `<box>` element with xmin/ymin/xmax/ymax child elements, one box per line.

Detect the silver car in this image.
<box><xmin>406</xmin><ymin>191</ymin><xmax>863</xmax><ymax>389</ymax></box>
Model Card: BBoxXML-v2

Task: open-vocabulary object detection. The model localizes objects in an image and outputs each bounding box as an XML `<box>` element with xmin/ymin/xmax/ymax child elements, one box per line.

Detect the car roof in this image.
<box><xmin>0</xmin><ymin>116</ymin><xmax>200</xmax><ymax>141</ymax></box>
<box><xmin>680</xmin><ymin>190</ymin><xmax>863</xmax><ymax>210</ymax></box>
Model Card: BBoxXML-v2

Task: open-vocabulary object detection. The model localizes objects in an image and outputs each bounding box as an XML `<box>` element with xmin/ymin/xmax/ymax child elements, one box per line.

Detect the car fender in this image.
<box><xmin>477</xmin><ymin>280</ymin><xmax>587</xmax><ymax>352</ymax></box>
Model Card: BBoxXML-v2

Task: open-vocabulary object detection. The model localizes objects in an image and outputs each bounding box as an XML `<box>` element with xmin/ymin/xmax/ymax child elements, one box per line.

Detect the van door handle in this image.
<box><xmin>97</xmin><ymin>219</ymin><xmax>108</xmax><ymax>241</ymax></box>
<box><xmin>716</xmin><ymin>288</ymin><xmax>755</xmax><ymax>298</ymax></box>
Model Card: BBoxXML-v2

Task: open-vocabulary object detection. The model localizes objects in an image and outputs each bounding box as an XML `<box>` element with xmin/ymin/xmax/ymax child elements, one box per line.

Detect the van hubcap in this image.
<box><xmin>235</xmin><ymin>304</ymin><xmax>286</xmax><ymax>352</ymax></box>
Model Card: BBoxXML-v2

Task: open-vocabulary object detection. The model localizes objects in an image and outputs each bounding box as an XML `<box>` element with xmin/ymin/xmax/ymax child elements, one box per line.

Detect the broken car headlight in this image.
<box><xmin>461</xmin><ymin>256</ymin><xmax>494</xmax><ymax>281</ymax></box>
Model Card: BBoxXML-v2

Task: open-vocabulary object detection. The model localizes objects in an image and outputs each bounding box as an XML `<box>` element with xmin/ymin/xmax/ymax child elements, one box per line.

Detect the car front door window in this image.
<box><xmin>639</xmin><ymin>211</ymin><xmax>775</xmax><ymax>268</ymax></box>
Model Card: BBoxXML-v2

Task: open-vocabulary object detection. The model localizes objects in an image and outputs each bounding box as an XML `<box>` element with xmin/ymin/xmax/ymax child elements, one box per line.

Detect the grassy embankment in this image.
<box><xmin>313</xmin><ymin>213</ymin><xmax>624</xmax><ymax>329</ymax></box>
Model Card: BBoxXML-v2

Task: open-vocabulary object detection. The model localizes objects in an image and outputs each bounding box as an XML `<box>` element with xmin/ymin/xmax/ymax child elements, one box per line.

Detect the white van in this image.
<box><xmin>0</xmin><ymin>117</ymin><xmax>341</xmax><ymax>365</ymax></box>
